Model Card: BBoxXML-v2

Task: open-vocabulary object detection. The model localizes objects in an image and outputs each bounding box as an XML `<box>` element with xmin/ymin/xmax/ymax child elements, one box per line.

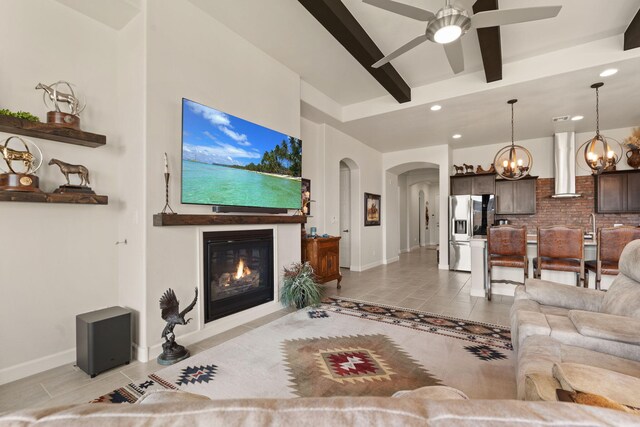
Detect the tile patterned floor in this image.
<box><xmin>0</xmin><ymin>247</ymin><xmax>513</xmax><ymax>413</ymax></box>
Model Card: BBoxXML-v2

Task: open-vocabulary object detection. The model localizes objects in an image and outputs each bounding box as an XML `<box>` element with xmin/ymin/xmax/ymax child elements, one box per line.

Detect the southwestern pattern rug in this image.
<box><xmin>145</xmin><ymin>297</ymin><xmax>515</xmax><ymax>401</ymax></box>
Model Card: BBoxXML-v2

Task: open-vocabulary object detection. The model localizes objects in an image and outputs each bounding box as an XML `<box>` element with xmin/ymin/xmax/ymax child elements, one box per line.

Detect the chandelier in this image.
<box><xmin>577</xmin><ymin>82</ymin><xmax>622</xmax><ymax>175</ymax></box>
<box><xmin>493</xmin><ymin>99</ymin><xmax>533</xmax><ymax>180</ymax></box>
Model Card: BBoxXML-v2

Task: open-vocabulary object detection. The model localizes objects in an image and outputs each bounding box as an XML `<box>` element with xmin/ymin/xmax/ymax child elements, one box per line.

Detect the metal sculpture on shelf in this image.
<box><xmin>48</xmin><ymin>158</ymin><xmax>95</xmax><ymax>194</ymax></box>
<box><xmin>453</xmin><ymin>164</ymin><xmax>464</xmax><ymax>175</ymax></box>
<box><xmin>463</xmin><ymin>163</ymin><xmax>475</xmax><ymax>175</ymax></box>
<box><xmin>35</xmin><ymin>81</ymin><xmax>86</xmax><ymax>129</ymax></box>
<box><xmin>0</xmin><ymin>136</ymin><xmax>43</xmax><ymax>192</ymax></box>
<box><xmin>158</xmin><ymin>288</ymin><xmax>198</xmax><ymax>365</ymax></box>
<box><xmin>161</xmin><ymin>152</ymin><xmax>176</xmax><ymax>214</ymax></box>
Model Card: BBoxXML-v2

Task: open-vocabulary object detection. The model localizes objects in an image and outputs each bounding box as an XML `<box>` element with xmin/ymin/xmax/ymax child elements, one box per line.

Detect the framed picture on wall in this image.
<box><xmin>364</xmin><ymin>192</ymin><xmax>381</xmax><ymax>226</ymax></box>
<box><xmin>301</xmin><ymin>178</ymin><xmax>311</xmax><ymax>216</ymax></box>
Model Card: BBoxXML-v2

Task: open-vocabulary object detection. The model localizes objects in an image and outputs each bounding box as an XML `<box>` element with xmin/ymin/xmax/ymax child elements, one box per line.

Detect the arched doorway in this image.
<box><xmin>339</xmin><ymin>158</ymin><xmax>360</xmax><ymax>270</ymax></box>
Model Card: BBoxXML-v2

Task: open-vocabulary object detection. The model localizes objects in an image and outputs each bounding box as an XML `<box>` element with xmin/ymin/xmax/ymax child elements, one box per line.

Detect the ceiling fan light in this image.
<box><xmin>434</xmin><ymin>25</ymin><xmax>461</xmax><ymax>44</ymax></box>
<box><xmin>425</xmin><ymin>6</ymin><xmax>471</xmax><ymax>44</ymax></box>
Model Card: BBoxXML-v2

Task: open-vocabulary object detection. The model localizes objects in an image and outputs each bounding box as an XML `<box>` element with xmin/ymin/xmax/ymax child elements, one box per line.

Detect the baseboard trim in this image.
<box><xmin>0</xmin><ymin>348</ymin><xmax>75</xmax><ymax>386</ymax></box>
<box><xmin>384</xmin><ymin>256</ymin><xmax>399</xmax><ymax>264</ymax></box>
<box><xmin>400</xmin><ymin>248</ymin><xmax>410</xmax><ymax>254</ymax></box>
<box><xmin>438</xmin><ymin>263</ymin><xmax>449</xmax><ymax>270</ymax></box>
<box><xmin>358</xmin><ymin>260</ymin><xmax>383</xmax><ymax>271</ymax></box>
<box><xmin>409</xmin><ymin>245</ymin><xmax>420</xmax><ymax>252</ymax></box>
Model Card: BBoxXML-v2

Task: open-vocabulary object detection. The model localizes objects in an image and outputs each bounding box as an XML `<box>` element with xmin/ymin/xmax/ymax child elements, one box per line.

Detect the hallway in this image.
<box><xmin>323</xmin><ymin>247</ymin><xmax>513</xmax><ymax>326</ymax></box>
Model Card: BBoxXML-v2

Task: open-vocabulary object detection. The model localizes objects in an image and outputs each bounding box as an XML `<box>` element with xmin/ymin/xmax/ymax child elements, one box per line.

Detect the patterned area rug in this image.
<box><xmin>144</xmin><ymin>297</ymin><xmax>515</xmax><ymax>401</ymax></box>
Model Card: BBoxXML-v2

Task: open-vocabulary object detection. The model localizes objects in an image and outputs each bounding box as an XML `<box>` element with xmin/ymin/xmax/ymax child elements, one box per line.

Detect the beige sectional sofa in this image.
<box><xmin>511</xmin><ymin>239</ymin><xmax>640</xmax><ymax>405</ymax></box>
<box><xmin>2</xmin><ymin>386</ymin><xmax>639</xmax><ymax>426</ymax></box>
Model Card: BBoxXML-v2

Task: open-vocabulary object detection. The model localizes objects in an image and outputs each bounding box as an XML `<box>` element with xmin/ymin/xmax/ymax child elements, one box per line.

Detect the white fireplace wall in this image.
<box><xmin>142</xmin><ymin>0</ymin><xmax>301</xmax><ymax>359</ymax></box>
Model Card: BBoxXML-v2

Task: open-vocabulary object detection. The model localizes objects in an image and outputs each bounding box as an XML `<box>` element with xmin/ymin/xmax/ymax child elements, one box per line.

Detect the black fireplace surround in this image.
<box><xmin>203</xmin><ymin>229</ymin><xmax>274</xmax><ymax>323</ymax></box>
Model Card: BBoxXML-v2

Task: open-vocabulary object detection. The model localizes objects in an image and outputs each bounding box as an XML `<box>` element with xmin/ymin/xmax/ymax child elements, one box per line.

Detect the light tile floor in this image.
<box><xmin>0</xmin><ymin>247</ymin><xmax>513</xmax><ymax>413</ymax></box>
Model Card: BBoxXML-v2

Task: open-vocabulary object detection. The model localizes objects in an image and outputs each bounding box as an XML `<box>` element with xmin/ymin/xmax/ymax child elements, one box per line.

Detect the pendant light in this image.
<box><xmin>494</xmin><ymin>99</ymin><xmax>533</xmax><ymax>180</ymax></box>
<box><xmin>577</xmin><ymin>82</ymin><xmax>622</xmax><ymax>175</ymax></box>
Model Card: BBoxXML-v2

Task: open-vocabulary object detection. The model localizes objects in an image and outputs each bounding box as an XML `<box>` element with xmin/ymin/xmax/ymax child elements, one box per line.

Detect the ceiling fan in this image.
<box><xmin>365</xmin><ymin>0</ymin><xmax>562</xmax><ymax>74</ymax></box>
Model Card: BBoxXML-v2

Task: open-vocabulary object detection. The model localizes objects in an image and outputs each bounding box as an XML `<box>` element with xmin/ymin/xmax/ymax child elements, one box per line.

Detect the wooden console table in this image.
<box><xmin>302</xmin><ymin>236</ymin><xmax>342</xmax><ymax>288</ymax></box>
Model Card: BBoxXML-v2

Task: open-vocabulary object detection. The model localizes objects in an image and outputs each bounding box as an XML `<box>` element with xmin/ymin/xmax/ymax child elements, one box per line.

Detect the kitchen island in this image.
<box><xmin>469</xmin><ymin>235</ymin><xmax>607</xmax><ymax>298</ymax></box>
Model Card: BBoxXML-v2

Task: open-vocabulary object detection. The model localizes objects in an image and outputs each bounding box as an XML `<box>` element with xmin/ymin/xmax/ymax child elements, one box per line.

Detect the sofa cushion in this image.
<box><xmin>569</xmin><ymin>310</ymin><xmax>640</xmax><ymax>345</ymax></box>
<box><xmin>602</xmin><ymin>273</ymin><xmax>640</xmax><ymax>319</ymax></box>
<box><xmin>392</xmin><ymin>386</ymin><xmax>468</xmax><ymax>400</ymax></box>
<box><xmin>547</xmin><ymin>314</ymin><xmax>640</xmax><ymax>361</ymax></box>
<box><xmin>553</xmin><ymin>363</ymin><xmax>640</xmax><ymax>409</ymax></box>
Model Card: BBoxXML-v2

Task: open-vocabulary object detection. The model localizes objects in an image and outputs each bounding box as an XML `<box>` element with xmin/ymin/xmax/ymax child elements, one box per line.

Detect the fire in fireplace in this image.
<box><xmin>203</xmin><ymin>229</ymin><xmax>274</xmax><ymax>322</ymax></box>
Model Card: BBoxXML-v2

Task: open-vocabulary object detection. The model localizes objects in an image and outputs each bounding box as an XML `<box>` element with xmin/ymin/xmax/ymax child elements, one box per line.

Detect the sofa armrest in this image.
<box><xmin>512</xmin><ymin>310</ymin><xmax>551</xmax><ymax>352</ymax></box>
<box><xmin>569</xmin><ymin>310</ymin><xmax>640</xmax><ymax>345</ymax></box>
<box><xmin>523</xmin><ymin>279</ymin><xmax>604</xmax><ymax>312</ymax></box>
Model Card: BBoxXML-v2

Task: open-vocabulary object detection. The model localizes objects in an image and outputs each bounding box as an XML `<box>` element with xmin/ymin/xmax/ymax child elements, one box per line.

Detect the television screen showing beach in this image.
<box><xmin>181</xmin><ymin>99</ymin><xmax>302</xmax><ymax>209</ymax></box>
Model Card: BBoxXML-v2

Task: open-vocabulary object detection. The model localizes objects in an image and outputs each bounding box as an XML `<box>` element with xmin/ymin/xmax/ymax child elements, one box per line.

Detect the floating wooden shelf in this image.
<box><xmin>0</xmin><ymin>191</ymin><xmax>108</xmax><ymax>205</ymax></box>
<box><xmin>153</xmin><ymin>213</ymin><xmax>306</xmax><ymax>226</ymax></box>
<box><xmin>0</xmin><ymin>115</ymin><xmax>106</xmax><ymax>148</ymax></box>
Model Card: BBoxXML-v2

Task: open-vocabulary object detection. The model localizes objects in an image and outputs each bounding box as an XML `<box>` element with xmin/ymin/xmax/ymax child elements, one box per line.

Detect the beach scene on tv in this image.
<box><xmin>181</xmin><ymin>99</ymin><xmax>302</xmax><ymax>209</ymax></box>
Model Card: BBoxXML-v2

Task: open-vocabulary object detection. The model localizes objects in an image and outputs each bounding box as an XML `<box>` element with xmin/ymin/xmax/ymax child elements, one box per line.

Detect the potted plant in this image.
<box><xmin>280</xmin><ymin>262</ymin><xmax>322</xmax><ymax>309</ymax></box>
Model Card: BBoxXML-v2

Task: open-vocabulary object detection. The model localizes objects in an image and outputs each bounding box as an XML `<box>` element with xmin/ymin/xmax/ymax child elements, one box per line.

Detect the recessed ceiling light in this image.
<box><xmin>571</xmin><ymin>115</ymin><xmax>584</xmax><ymax>121</ymax></box>
<box><xmin>430</xmin><ymin>105</ymin><xmax>442</xmax><ymax>111</ymax></box>
<box><xmin>452</xmin><ymin>134</ymin><xmax>462</xmax><ymax>139</ymax></box>
<box><xmin>599</xmin><ymin>68</ymin><xmax>618</xmax><ymax>77</ymax></box>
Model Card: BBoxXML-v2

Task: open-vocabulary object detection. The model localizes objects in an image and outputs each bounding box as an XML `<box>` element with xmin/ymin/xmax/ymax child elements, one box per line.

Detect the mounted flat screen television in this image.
<box><xmin>181</xmin><ymin>98</ymin><xmax>302</xmax><ymax>210</ymax></box>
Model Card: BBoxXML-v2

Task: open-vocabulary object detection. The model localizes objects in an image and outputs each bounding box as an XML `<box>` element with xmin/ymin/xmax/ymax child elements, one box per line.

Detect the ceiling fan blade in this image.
<box><xmin>471</xmin><ymin>6</ymin><xmax>561</xmax><ymax>29</ymax></box>
<box><xmin>443</xmin><ymin>39</ymin><xmax>464</xmax><ymax>74</ymax></box>
<box><xmin>372</xmin><ymin>34</ymin><xmax>428</xmax><ymax>68</ymax></box>
<box><xmin>363</xmin><ymin>0</ymin><xmax>435</xmax><ymax>22</ymax></box>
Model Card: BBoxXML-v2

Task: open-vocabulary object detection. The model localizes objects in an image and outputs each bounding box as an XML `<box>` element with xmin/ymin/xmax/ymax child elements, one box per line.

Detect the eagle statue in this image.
<box><xmin>157</xmin><ymin>287</ymin><xmax>198</xmax><ymax>365</ymax></box>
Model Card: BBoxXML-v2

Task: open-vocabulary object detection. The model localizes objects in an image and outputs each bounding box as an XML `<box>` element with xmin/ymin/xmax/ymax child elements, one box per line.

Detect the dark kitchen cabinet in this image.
<box><xmin>595</xmin><ymin>170</ymin><xmax>640</xmax><ymax>213</ymax></box>
<box><xmin>495</xmin><ymin>177</ymin><xmax>537</xmax><ymax>215</ymax></box>
<box><xmin>450</xmin><ymin>175</ymin><xmax>495</xmax><ymax>195</ymax></box>
<box><xmin>451</xmin><ymin>176</ymin><xmax>472</xmax><ymax>195</ymax></box>
<box><xmin>472</xmin><ymin>174</ymin><xmax>496</xmax><ymax>195</ymax></box>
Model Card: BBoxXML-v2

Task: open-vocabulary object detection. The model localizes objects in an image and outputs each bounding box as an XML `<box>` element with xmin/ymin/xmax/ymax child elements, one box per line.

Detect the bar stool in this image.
<box><xmin>486</xmin><ymin>225</ymin><xmax>528</xmax><ymax>301</ymax></box>
<box><xmin>586</xmin><ymin>226</ymin><xmax>640</xmax><ymax>290</ymax></box>
<box><xmin>533</xmin><ymin>226</ymin><xmax>584</xmax><ymax>287</ymax></box>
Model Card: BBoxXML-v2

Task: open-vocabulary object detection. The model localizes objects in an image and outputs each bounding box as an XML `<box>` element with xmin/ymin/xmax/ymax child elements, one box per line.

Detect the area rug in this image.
<box><xmin>145</xmin><ymin>297</ymin><xmax>515</xmax><ymax>401</ymax></box>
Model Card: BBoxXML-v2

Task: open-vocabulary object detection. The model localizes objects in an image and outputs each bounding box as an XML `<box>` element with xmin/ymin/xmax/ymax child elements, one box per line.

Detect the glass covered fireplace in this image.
<box><xmin>203</xmin><ymin>229</ymin><xmax>274</xmax><ymax>323</ymax></box>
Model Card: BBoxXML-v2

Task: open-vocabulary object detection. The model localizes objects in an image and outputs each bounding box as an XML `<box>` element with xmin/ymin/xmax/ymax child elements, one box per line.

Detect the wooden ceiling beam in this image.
<box><xmin>473</xmin><ymin>0</ymin><xmax>502</xmax><ymax>83</ymax></box>
<box><xmin>298</xmin><ymin>0</ymin><xmax>411</xmax><ymax>103</ymax></box>
<box><xmin>624</xmin><ymin>7</ymin><xmax>640</xmax><ymax>50</ymax></box>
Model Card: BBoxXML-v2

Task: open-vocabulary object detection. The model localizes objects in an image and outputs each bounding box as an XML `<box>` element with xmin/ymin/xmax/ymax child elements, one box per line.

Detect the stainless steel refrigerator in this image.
<box><xmin>449</xmin><ymin>194</ymin><xmax>495</xmax><ymax>271</ymax></box>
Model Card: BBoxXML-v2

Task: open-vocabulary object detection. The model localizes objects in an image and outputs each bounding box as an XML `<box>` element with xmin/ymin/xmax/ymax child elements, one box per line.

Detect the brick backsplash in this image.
<box><xmin>495</xmin><ymin>176</ymin><xmax>640</xmax><ymax>233</ymax></box>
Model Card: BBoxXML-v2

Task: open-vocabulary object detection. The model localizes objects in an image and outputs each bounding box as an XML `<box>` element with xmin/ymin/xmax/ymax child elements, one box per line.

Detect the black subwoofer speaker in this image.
<box><xmin>76</xmin><ymin>306</ymin><xmax>132</xmax><ymax>378</ymax></box>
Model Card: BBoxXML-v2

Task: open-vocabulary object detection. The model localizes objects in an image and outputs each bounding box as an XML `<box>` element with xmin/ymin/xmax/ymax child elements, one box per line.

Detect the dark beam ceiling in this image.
<box><xmin>624</xmin><ymin>7</ymin><xmax>640</xmax><ymax>50</ymax></box>
<box><xmin>473</xmin><ymin>0</ymin><xmax>503</xmax><ymax>83</ymax></box>
<box><xmin>298</xmin><ymin>0</ymin><xmax>411</xmax><ymax>103</ymax></box>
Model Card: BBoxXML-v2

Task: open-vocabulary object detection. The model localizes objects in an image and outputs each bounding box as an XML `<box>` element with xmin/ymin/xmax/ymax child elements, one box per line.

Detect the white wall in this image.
<box><xmin>452</xmin><ymin>126</ymin><xmax>636</xmax><ymax>179</ymax></box>
<box><xmin>142</xmin><ymin>0</ymin><xmax>302</xmax><ymax>355</ymax></box>
<box><xmin>301</xmin><ymin>118</ymin><xmax>324</xmax><ymax>232</ymax></box>
<box><xmin>0</xmin><ymin>0</ymin><xmax>121</xmax><ymax>383</ymax></box>
<box><xmin>398</xmin><ymin>174</ymin><xmax>408</xmax><ymax>252</ymax></box>
<box><xmin>384</xmin><ymin>172</ymin><xmax>399</xmax><ymax>263</ymax></box>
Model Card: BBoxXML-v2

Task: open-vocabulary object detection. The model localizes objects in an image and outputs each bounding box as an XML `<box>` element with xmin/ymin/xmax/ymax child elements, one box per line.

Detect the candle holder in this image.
<box><xmin>162</xmin><ymin>172</ymin><xmax>176</xmax><ymax>214</ymax></box>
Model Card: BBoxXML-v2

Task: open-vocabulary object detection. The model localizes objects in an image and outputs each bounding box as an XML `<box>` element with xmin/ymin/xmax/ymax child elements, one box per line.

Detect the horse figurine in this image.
<box><xmin>2</xmin><ymin>146</ymin><xmax>35</xmax><ymax>174</ymax></box>
<box><xmin>463</xmin><ymin>163</ymin><xmax>475</xmax><ymax>174</ymax></box>
<box><xmin>453</xmin><ymin>164</ymin><xmax>464</xmax><ymax>175</ymax></box>
<box><xmin>35</xmin><ymin>82</ymin><xmax>82</xmax><ymax>116</ymax></box>
<box><xmin>48</xmin><ymin>158</ymin><xmax>90</xmax><ymax>186</ymax></box>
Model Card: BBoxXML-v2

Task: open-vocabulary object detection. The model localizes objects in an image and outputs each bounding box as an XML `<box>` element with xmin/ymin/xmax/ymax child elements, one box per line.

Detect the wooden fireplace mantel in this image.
<box><xmin>153</xmin><ymin>213</ymin><xmax>306</xmax><ymax>226</ymax></box>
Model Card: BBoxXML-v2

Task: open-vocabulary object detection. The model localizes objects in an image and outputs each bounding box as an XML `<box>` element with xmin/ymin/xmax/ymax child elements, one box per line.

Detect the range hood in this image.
<box><xmin>551</xmin><ymin>132</ymin><xmax>581</xmax><ymax>198</ymax></box>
